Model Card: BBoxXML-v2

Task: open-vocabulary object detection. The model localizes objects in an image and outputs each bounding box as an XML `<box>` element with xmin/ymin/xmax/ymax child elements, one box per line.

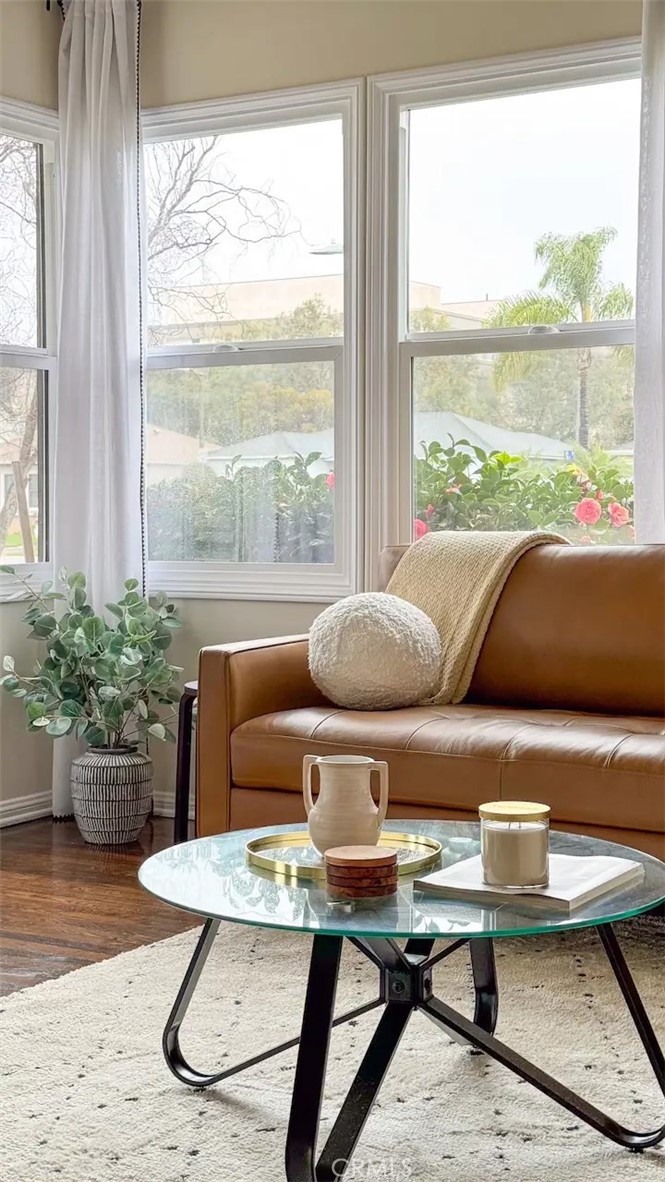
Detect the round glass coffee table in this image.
<box><xmin>139</xmin><ymin>821</ymin><xmax>665</xmax><ymax>1179</ymax></box>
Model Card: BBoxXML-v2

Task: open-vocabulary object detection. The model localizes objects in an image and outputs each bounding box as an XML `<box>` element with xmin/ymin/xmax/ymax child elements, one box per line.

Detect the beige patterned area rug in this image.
<box><xmin>2</xmin><ymin>918</ymin><xmax>664</xmax><ymax>1182</ymax></box>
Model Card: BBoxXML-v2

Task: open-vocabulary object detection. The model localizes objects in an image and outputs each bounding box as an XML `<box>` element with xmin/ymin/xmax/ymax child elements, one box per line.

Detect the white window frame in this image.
<box><xmin>366</xmin><ymin>38</ymin><xmax>642</xmax><ymax>587</ymax></box>
<box><xmin>142</xmin><ymin>80</ymin><xmax>364</xmax><ymax>601</ymax></box>
<box><xmin>0</xmin><ymin>98</ymin><xmax>58</xmax><ymax>601</ymax></box>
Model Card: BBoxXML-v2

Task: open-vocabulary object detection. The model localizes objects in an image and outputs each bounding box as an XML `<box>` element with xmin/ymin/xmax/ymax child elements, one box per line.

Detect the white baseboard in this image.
<box><xmin>152</xmin><ymin>788</ymin><xmax>194</xmax><ymax>822</ymax></box>
<box><xmin>0</xmin><ymin>790</ymin><xmax>52</xmax><ymax>828</ymax></box>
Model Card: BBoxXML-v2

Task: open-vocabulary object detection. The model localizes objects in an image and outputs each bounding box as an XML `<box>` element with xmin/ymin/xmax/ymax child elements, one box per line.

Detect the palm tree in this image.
<box><xmin>485</xmin><ymin>228</ymin><xmax>633</xmax><ymax>448</ymax></box>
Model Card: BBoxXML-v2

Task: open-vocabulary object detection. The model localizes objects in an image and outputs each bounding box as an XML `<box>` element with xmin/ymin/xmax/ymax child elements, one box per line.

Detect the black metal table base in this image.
<box><xmin>162</xmin><ymin>922</ymin><xmax>664</xmax><ymax>1179</ymax></box>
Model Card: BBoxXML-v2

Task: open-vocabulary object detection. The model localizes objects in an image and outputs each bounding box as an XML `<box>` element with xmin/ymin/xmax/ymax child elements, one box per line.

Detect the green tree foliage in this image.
<box><xmin>148</xmin><ymin>297</ymin><xmax>338</xmax><ymax>446</ymax></box>
<box><xmin>486</xmin><ymin>228</ymin><xmax>634</xmax><ymax>447</ymax></box>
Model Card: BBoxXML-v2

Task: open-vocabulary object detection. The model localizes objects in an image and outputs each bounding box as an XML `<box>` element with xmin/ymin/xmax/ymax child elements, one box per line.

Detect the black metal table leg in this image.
<box><xmin>316</xmin><ymin>1003</ymin><xmax>413</xmax><ymax>1181</ymax></box>
<box><xmin>174</xmin><ymin>682</ymin><xmax>197</xmax><ymax>844</ymax></box>
<box><xmin>421</xmin><ymin>924</ymin><xmax>664</xmax><ymax>1150</ymax></box>
<box><xmin>163</xmin><ymin>918</ymin><xmax>222</xmax><ymax>1085</ymax></box>
<box><xmin>162</xmin><ymin>923</ymin><xmax>380</xmax><ymax>1091</ymax></box>
<box><xmin>470</xmin><ymin>937</ymin><xmax>498</xmax><ymax>1033</ymax></box>
<box><xmin>598</xmin><ymin>924</ymin><xmax>665</xmax><ymax>1084</ymax></box>
<box><xmin>285</xmin><ymin>936</ymin><xmax>343</xmax><ymax>1182</ymax></box>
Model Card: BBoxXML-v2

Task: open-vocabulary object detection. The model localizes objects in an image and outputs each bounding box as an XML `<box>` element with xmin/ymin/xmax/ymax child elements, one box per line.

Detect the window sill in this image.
<box><xmin>0</xmin><ymin>563</ymin><xmax>52</xmax><ymax>604</ymax></box>
<box><xmin>147</xmin><ymin>561</ymin><xmax>354</xmax><ymax>602</ymax></box>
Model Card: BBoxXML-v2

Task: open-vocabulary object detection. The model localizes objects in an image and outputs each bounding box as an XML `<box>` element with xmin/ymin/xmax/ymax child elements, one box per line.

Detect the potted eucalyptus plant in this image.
<box><xmin>0</xmin><ymin>566</ymin><xmax>182</xmax><ymax>845</ymax></box>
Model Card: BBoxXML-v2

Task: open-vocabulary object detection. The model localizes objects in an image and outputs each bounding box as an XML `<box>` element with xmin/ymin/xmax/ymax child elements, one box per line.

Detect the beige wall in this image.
<box><xmin>141</xmin><ymin>0</ymin><xmax>642</xmax><ymax>108</ymax></box>
<box><xmin>0</xmin><ymin>0</ymin><xmax>60</xmax><ymax>109</ymax></box>
<box><xmin>0</xmin><ymin>602</ymin><xmax>53</xmax><ymax>815</ymax></box>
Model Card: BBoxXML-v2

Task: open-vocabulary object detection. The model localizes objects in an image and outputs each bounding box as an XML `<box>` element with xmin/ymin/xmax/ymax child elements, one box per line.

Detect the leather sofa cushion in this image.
<box><xmin>231</xmin><ymin>704</ymin><xmax>665</xmax><ymax>835</ymax></box>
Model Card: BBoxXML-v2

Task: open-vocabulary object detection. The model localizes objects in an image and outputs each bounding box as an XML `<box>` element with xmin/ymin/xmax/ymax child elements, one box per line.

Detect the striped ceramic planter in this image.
<box><xmin>70</xmin><ymin>747</ymin><xmax>153</xmax><ymax>845</ymax></box>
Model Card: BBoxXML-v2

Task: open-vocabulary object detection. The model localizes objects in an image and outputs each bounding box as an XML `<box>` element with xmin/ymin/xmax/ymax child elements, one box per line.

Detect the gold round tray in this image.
<box><xmin>245</xmin><ymin>830</ymin><xmax>442</xmax><ymax>883</ymax></box>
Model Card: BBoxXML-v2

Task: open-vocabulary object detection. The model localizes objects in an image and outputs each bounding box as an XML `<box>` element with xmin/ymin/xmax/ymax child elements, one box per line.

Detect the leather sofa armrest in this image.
<box><xmin>196</xmin><ymin>634</ymin><xmax>326</xmax><ymax>835</ymax></box>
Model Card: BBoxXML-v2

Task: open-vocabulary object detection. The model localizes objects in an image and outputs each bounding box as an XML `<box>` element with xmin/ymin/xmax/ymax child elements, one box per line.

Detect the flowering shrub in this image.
<box><xmin>147</xmin><ymin>440</ymin><xmax>634</xmax><ymax>563</ymax></box>
<box><xmin>413</xmin><ymin>439</ymin><xmax>634</xmax><ymax>544</ymax></box>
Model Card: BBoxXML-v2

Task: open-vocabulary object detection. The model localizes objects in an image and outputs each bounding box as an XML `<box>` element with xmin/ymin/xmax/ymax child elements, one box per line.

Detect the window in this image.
<box><xmin>368</xmin><ymin>42</ymin><xmax>641</xmax><ymax>568</ymax></box>
<box><xmin>0</xmin><ymin>104</ymin><xmax>57</xmax><ymax>578</ymax></box>
<box><xmin>144</xmin><ymin>84</ymin><xmax>360</xmax><ymax>597</ymax></box>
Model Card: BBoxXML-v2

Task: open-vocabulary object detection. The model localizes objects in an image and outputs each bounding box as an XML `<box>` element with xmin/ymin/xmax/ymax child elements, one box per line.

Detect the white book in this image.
<box><xmin>414</xmin><ymin>853</ymin><xmax>644</xmax><ymax>913</ymax></box>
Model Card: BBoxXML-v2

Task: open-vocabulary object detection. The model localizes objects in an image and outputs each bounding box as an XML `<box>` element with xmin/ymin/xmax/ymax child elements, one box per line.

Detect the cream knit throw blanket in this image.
<box><xmin>386</xmin><ymin>530</ymin><xmax>567</xmax><ymax>705</ymax></box>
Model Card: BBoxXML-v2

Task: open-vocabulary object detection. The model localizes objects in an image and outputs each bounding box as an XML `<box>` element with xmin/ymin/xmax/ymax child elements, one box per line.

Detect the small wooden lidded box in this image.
<box><xmin>324</xmin><ymin>845</ymin><xmax>398</xmax><ymax>899</ymax></box>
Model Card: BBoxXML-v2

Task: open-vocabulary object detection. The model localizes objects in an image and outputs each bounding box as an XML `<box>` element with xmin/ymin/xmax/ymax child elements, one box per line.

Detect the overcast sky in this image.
<box><xmin>147</xmin><ymin>76</ymin><xmax>640</xmax><ymax>311</ymax></box>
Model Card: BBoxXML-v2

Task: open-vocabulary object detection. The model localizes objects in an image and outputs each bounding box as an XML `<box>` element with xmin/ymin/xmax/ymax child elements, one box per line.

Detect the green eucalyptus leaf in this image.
<box><xmin>59</xmin><ymin>700</ymin><xmax>84</xmax><ymax>718</ymax></box>
<box><xmin>101</xmin><ymin>699</ymin><xmax>124</xmax><ymax>728</ymax></box>
<box><xmin>82</xmin><ymin>616</ymin><xmax>106</xmax><ymax>644</ymax></box>
<box><xmin>33</xmin><ymin>614</ymin><xmax>57</xmax><ymax>639</ymax></box>
<box><xmin>97</xmin><ymin>686</ymin><xmax>121</xmax><ymax>701</ymax></box>
<box><xmin>84</xmin><ymin>724</ymin><xmax>107</xmax><ymax>746</ymax></box>
<box><xmin>71</xmin><ymin>586</ymin><xmax>87</xmax><ymax>610</ymax></box>
<box><xmin>32</xmin><ymin>716</ymin><xmax>51</xmax><ymax>728</ymax></box>
<box><xmin>124</xmin><ymin>578</ymin><xmax>140</xmax><ymax>591</ymax></box>
<box><xmin>46</xmin><ymin>717</ymin><xmax>73</xmax><ymax>737</ymax></box>
<box><xmin>0</xmin><ymin>564</ymin><xmax>16</xmax><ymax>575</ymax></box>
<box><xmin>67</xmin><ymin>572</ymin><xmax>86</xmax><ymax>589</ymax></box>
<box><xmin>2</xmin><ymin>655</ymin><xmax>15</xmax><ymax>672</ymax></box>
<box><xmin>147</xmin><ymin>722</ymin><xmax>166</xmax><ymax>740</ymax></box>
<box><xmin>137</xmin><ymin>698</ymin><xmax>148</xmax><ymax>719</ymax></box>
<box><xmin>105</xmin><ymin>602</ymin><xmax>124</xmax><ymax>618</ymax></box>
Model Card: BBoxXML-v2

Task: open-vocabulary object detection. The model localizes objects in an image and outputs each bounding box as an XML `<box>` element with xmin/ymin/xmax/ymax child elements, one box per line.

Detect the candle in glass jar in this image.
<box><xmin>479</xmin><ymin>801</ymin><xmax>550</xmax><ymax>888</ymax></box>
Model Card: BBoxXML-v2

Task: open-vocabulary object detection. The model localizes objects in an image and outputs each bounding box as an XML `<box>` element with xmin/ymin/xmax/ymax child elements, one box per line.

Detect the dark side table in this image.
<box><xmin>173</xmin><ymin>680</ymin><xmax>198</xmax><ymax>844</ymax></box>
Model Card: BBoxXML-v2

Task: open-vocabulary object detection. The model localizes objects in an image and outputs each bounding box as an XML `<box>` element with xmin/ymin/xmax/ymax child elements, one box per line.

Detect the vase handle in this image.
<box><xmin>372</xmin><ymin>761</ymin><xmax>390</xmax><ymax>826</ymax></box>
<box><xmin>303</xmin><ymin>755</ymin><xmax>318</xmax><ymax>816</ymax></box>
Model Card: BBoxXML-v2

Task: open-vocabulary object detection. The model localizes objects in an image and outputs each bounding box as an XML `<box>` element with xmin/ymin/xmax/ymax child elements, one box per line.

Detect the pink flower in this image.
<box><xmin>595</xmin><ymin>489</ymin><xmax>604</xmax><ymax>501</ymax></box>
<box><xmin>426</xmin><ymin>504</ymin><xmax>435</xmax><ymax>518</ymax></box>
<box><xmin>573</xmin><ymin>497</ymin><xmax>602</xmax><ymax>526</ymax></box>
<box><xmin>579</xmin><ymin>535</ymin><xmax>593</xmax><ymax>545</ymax></box>
<box><xmin>608</xmin><ymin>502</ymin><xmax>630</xmax><ymax>528</ymax></box>
<box><xmin>446</xmin><ymin>485</ymin><xmax>461</xmax><ymax>495</ymax></box>
<box><xmin>325</xmin><ymin>472</ymin><xmax>335</xmax><ymax>489</ymax></box>
<box><xmin>413</xmin><ymin>518</ymin><xmax>430</xmax><ymax>539</ymax></box>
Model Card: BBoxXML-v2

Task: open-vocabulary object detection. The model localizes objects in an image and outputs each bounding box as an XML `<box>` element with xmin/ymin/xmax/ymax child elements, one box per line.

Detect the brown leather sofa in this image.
<box><xmin>196</xmin><ymin>545</ymin><xmax>665</xmax><ymax>858</ymax></box>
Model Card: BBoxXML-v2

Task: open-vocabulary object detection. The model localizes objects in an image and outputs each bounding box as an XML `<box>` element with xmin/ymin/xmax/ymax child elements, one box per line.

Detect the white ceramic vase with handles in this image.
<box><xmin>303</xmin><ymin>754</ymin><xmax>389</xmax><ymax>855</ymax></box>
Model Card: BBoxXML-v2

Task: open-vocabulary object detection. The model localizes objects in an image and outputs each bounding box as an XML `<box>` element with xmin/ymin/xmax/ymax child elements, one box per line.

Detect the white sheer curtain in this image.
<box><xmin>53</xmin><ymin>0</ymin><xmax>144</xmax><ymax>816</ymax></box>
<box><xmin>635</xmin><ymin>0</ymin><xmax>665</xmax><ymax>543</ymax></box>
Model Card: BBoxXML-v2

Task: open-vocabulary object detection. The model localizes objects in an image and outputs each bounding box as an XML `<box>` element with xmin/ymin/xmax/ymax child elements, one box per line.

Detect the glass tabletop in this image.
<box><xmin>138</xmin><ymin>821</ymin><xmax>665</xmax><ymax>940</ymax></box>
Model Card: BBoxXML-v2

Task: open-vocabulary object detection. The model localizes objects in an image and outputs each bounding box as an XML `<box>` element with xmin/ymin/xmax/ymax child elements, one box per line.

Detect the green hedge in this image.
<box><xmin>147</xmin><ymin>440</ymin><xmax>634</xmax><ymax>562</ymax></box>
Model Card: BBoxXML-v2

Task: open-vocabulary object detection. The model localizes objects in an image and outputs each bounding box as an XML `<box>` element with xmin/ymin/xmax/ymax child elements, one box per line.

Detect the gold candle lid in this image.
<box><xmin>479</xmin><ymin>801</ymin><xmax>550</xmax><ymax>822</ymax></box>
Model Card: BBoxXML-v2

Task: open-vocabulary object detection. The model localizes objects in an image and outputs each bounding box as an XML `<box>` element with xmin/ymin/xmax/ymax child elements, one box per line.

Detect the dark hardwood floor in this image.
<box><xmin>0</xmin><ymin>815</ymin><xmax>198</xmax><ymax>996</ymax></box>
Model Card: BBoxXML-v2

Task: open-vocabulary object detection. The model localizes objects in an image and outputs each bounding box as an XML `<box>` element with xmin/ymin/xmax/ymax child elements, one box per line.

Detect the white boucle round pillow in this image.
<box><xmin>308</xmin><ymin>592</ymin><xmax>441</xmax><ymax>710</ymax></box>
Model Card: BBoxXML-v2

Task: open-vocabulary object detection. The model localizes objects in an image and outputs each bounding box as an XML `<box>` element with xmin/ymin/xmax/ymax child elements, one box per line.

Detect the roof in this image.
<box><xmin>206</xmin><ymin>412</ymin><xmax>571</xmax><ymax>472</ymax></box>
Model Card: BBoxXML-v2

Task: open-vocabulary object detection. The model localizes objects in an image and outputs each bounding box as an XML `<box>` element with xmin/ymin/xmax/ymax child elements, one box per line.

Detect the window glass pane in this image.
<box><xmin>145</xmin><ymin>119</ymin><xmax>344</xmax><ymax>345</ymax></box>
<box><xmin>0</xmin><ymin>135</ymin><xmax>42</xmax><ymax>347</ymax></box>
<box><xmin>407</xmin><ymin>79</ymin><xmax>640</xmax><ymax>332</ymax></box>
<box><xmin>412</xmin><ymin>346</ymin><xmax>634</xmax><ymax>545</ymax></box>
<box><xmin>0</xmin><ymin>368</ymin><xmax>44</xmax><ymax>562</ymax></box>
<box><xmin>147</xmin><ymin>360</ymin><xmax>335</xmax><ymax>562</ymax></box>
